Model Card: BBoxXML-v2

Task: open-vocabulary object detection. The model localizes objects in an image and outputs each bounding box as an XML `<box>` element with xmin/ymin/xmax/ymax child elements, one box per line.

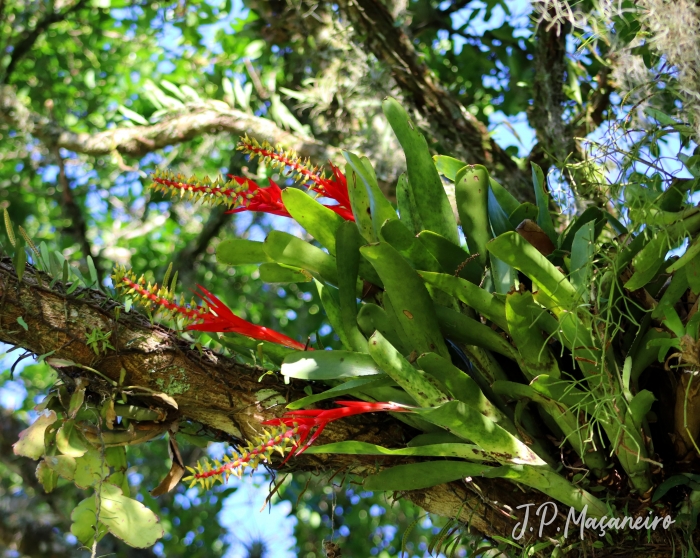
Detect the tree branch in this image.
<box><xmin>335</xmin><ymin>0</ymin><xmax>534</xmax><ymax>201</ymax></box>
<box><xmin>527</xmin><ymin>21</ymin><xmax>612</xmax><ymax>209</ymax></box>
<box><xmin>0</xmin><ymin>85</ymin><xmax>342</xmax><ymax>163</ymax></box>
<box><xmin>0</xmin><ymin>259</ymin><xmax>551</xmax><ymax>544</ymax></box>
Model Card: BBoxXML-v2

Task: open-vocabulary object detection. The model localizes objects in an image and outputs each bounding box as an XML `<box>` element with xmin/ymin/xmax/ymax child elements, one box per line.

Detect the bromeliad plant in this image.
<box><xmin>108</xmin><ymin>97</ymin><xmax>700</xmax><ymax>547</ymax></box>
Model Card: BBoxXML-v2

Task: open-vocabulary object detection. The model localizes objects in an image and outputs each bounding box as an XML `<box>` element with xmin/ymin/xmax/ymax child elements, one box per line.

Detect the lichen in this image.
<box><xmin>154</xmin><ymin>366</ymin><xmax>190</xmax><ymax>396</ymax></box>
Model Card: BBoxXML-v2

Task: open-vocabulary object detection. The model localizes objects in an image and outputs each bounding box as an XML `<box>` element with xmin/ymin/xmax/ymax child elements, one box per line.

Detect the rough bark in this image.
<box><xmin>335</xmin><ymin>0</ymin><xmax>535</xmax><ymax>202</ymax></box>
<box><xmin>0</xmin><ymin>260</ymin><xmax>686</xmax><ymax>556</ymax></box>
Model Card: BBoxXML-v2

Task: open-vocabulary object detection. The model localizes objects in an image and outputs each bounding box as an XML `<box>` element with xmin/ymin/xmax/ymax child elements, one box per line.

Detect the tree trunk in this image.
<box><xmin>334</xmin><ymin>0</ymin><xmax>535</xmax><ymax>202</ymax></box>
<box><xmin>0</xmin><ymin>259</ymin><xmax>687</xmax><ymax>556</ymax></box>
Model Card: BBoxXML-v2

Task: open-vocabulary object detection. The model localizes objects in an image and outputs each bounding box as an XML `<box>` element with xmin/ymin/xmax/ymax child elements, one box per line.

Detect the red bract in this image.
<box><xmin>262</xmin><ymin>401</ymin><xmax>411</xmax><ymax>461</ymax></box>
<box><xmin>312</xmin><ymin>163</ymin><xmax>354</xmax><ymax>221</ymax></box>
<box><xmin>230</xmin><ymin>172</ymin><xmax>355</xmax><ymax>222</ymax></box>
<box><xmin>225</xmin><ymin>177</ymin><xmax>292</xmax><ymax>218</ymax></box>
<box><xmin>187</xmin><ymin>285</ymin><xmax>308</xmax><ymax>350</ymax></box>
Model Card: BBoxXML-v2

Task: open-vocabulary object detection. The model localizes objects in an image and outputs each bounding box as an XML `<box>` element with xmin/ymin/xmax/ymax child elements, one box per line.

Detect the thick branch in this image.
<box><xmin>528</xmin><ymin>21</ymin><xmax>572</xmax><ymax>170</ymax></box>
<box><xmin>335</xmin><ymin>0</ymin><xmax>534</xmax><ymax>201</ymax></box>
<box><xmin>0</xmin><ymin>85</ymin><xmax>342</xmax><ymax>163</ymax></box>
<box><xmin>0</xmin><ymin>259</ymin><xmax>553</xmax><ymax>544</ymax></box>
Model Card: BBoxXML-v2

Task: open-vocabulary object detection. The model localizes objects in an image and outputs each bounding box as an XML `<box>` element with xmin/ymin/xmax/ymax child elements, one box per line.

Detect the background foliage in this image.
<box><xmin>1</xmin><ymin>0</ymin><xmax>699</xmax><ymax>555</ymax></box>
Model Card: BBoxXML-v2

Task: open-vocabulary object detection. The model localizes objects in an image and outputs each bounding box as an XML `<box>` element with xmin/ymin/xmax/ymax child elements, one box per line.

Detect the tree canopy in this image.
<box><xmin>2</xmin><ymin>0</ymin><xmax>700</xmax><ymax>556</ymax></box>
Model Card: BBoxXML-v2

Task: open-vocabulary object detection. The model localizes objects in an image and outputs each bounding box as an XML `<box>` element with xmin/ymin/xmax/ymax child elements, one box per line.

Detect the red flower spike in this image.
<box><xmin>187</xmin><ymin>285</ymin><xmax>308</xmax><ymax>351</ymax></box>
<box><xmin>262</xmin><ymin>401</ymin><xmax>412</xmax><ymax>461</ymax></box>
<box><xmin>118</xmin><ymin>274</ymin><xmax>207</xmax><ymax>322</ymax></box>
<box><xmin>113</xmin><ymin>266</ymin><xmax>307</xmax><ymax>351</ymax></box>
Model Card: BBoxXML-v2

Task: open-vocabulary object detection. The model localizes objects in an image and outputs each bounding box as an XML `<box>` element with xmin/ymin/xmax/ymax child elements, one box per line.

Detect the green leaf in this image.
<box><xmin>668</xmin><ymin>235</ymin><xmax>700</xmax><ymax>274</ymax></box>
<box><xmin>259</xmin><ymin>262</ymin><xmax>312</xmax><ymax>283</ymax></box>
<box><xmin>368</xmin><ymin>331</ymin><xmax>449</xmax><ymax>407</ymax></box>
<box><xmin>218</xmin><ymin>334</ymin><xmax>296</xmax><ymax>365</ymax></box>
<box><xmin>455</xmin><ymin>165</ymin><xmax>492</xmax><ymax>269</ymax></box>
<box><xmin>39</xmin><ymin>241</ymin><xmax>51</xmax><ymax>273</ymax></box>
<box><xmin>396</xmin><ymin>173</ymin><xmax>422</xmax><ymax>234</ymax></box>
<box><xmin>55</xmin><ymin>419</ymin><xmax>89</xmax><ymax>457</ymax></box>
<box><xmin>68</xmin><ymin>380</ymin><xmax>87</xmax><ymax>418</ymax></box>
<box><xmin>420</xmin><ymin>271</ymin><xmax>508</xmax><ymax>331</ymax></box>
<box><xmin>74</xmin><ymin>449</ymin><xmax>110</xmax><ymax>489</ymax></box>
<box><xmin>416</xmin><ymin>353</ymin><xmax>506</xmax><ymax>423</ymax></box>
<box><xmin>306</xmin><ymin>440</ymin><xmax>493</xmax><ymax>461</ymax></box>
<box><xmin>487</xmin><ymin>187</ymin><xmax>514</xmax><ymax>237</ymax></box>
<box><xmin>35</xmin><ymin>460</ymin><xmax>59</xmax><ymax>493</ymax></box>
<box><xmin>160</xmin><ymin>79</ymin><xmax>186</xmax><ymax>100</ymax></box>
<box><xmin>487</xmin><ymin>232</ymin><xmax>578</xmax><ymax>310</ymax></box>
<box><xmin>264</xmin><ymin>231</ymin><xmax>339</xmax><ymax>286</ymax></box>
<box><xmin>98</xmin><ymin>483</ymin><xmax>164</xmax><ymax>547</ymax></box>
<box><xmin>117</xmin><ymin>104</ymin><xmax>148</xmax><ymax>125</ymax></box>
<box><xmin>531</xmin><ymin>163</ymin><xmax>557</xmax><ymax>243</ymax></box>
<box><xmin>433</xmin><ymin>155</ymin><xmax>466</xmax><ymax>182</ymax></box>
<box><xmin>281</xmin><ymin>188</ymin><xmax>345</xmax><ymax>255</ymax></box>
<box><xmin>336</xmin><ymin>221</ymin><xmax>370</xmax><ymax>352</ymax></box>
<box><xmin>569</xmin><ymin>221</ymin><xmax>596</xmax><ymax>299</ymax></box>
<box><xmin>343</xmin><ymin>152</ymin><xmax>397</xmax><ymax>239</ymax></box>
<box><xmin>508</xmin><ymin>202</ymin><xmax>539</xmax><ymax>228</ymax></box>
<box><xmin>243</xmin><ymin>39</ymin><xmax>266</xmax><ymax>59</ymax></box>
<box><xmin>653</xmin><ymin>474</ymin><xmax>693</xmax><ymax>503</ymax></box>
<box><xmin>382</xmin><ymin>97</ymin><xmax>459</xmax><ymax>245</ymax></box>
<box><xmin>281</xmin><ymin>350</ymin><xmax>383</xmax><ymax>380</ymax></box>
<box><xmin>87</xmin><ymin>256</ymin><xmax>99</xmax><ymax>288</ymax></box>
<box><xmin>644</xmin><ymin>107</ymin><xmax>678</xmax><ymax>127</ymax></box>
<box><xmin>481</xmin><ymin>465</ymin><xmax>607</xmax><ymax>517</ymax></box>
<box><xmin>107</xmin><ymin>471</ymin><xmax>131</xmax><ymax>496</ymax></box>
<box><xmin>286</xmin><ymin>376</ymin><xmax>394</xmax><ymax>410</ymax></box>
<box><xmin>380</xmin><ymin>219</ymin><xmax>442</xmax><ymax>272</ymax></box>
<box><xmin>686</xmin><ymin>253</ymin><xmax>700</xmax><ymax>294</ymax></box>
<box><xmin>434</xmin><ymin>305</ymin><xmax>518</xmax><ymax>358</ymax></box>
<box><xmin>13</xmin><ymin>411</ymin><xmax>57</xmax><ymax>459</ymax></box>
<box><xmin>417</xmin><ymin>231</ymin><xmax>481</xmax><ymax>284</ymax></box>
<box><xmin>559</xmin><ymin>207</ymin><xmax>604</xmax><ymax>253</ymax></box>
<box><xmin>71</xmin><ymin>497</ymin><xmax>108</xmax><ymax>546</ymax></box>
<box><xmin>318</xmin><ymin>281</ymin><xmax>353</xmax><ymax>350</ymax></box>
<box><xmin>356</xmin><ymin>303</ymin><xmax>409</xmax><ymax>354</ymax></box>
<box><xmin>361</xmin><ymin>243</ymin><xmax>450</xmax><ymax>359</ymax></box>
<box><xmin>624</xmin><ymin>232</ymin><xmax>671</xmax><ymax>291</ymax></box>
<box><xmin>105</xmin><ymin>447</ymin><xmax>128</xmax><ymax>471</ymax></box>
<box><xmin>217</xmin><ymin>239</ymin><xmax>274</xmax><ymax>265</ymax></box>
<box><xmin>16</xmin><ymin>316</ymin><xmax>28</xmax><ymax>331</ymax></box>
<box><xmin>12</xmin><ymin>240</ymin><xmax>27</xmax><ymax>284</ymax></box>
<box><xmin>492</xmin><ymin>380</ymin><xmax>607</xmax><ymax>475</ymax></box>
<box><xmin>490</xmin><ymin>255</ymin><xmax>517</xmax><ymax>295</ymax></box>
<box><xmin>364</xmin><ymin>461</ymin><xmax>493</xmax><ymax>491</ymax></box>
<box><xmin>345</xmin><ymin>164</ymin><xmax>375</xmax><ymax>242</ymax></box>
<box><xmin>44</xmin><ymin>454</ymin><xmax>77</xmax><ymax>480</ymax></box>
<box><xmin>629</xmin><ymin>390</ymin><xmax>655</xmax><ymax>430</ymax></box>
<box><xmin>505</xmin><ymin>291</ymin><xmax>560</xmax><ymax>380</ymax></box>
<box><xmin>416</xmin><ymin>401</ymin><xmax>547</xmax><ymax>465</ymax></box>
<box><xmin>489</xmin><ymin>177</ymin><xmax>521</xmax><ymax>218</ymax></box>
<box><xmin>407</xmin><ymin>432</ymin><xmax>464</xmax><ymax>446</ymax></box>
